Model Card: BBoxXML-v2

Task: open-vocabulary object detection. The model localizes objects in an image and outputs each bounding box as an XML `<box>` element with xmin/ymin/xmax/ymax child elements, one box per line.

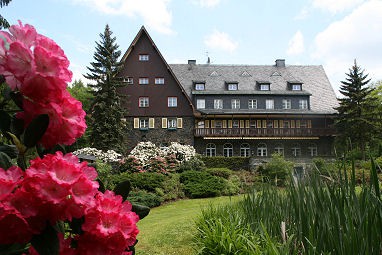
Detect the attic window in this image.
<box><xmin>124</xmin><ymin>77</ymin><xmax>133</xmax><ymax>84</ymax></box>
<box><xmin>139</xmin><ymin>54</ymin><xmax>149</xmax><ymax>61</ymax></box>
<box><xmin>291</xmin><ymin>84</ymin><xmax>302</xmax><ymax>91</ymax></box>
<box><xmin>210</xmin><ymin>71</ymin><xmax>219</xmax><ymax>76</ymax></box>
<box><xmin>227</xmin><ymin>83</ymin><xmax>238</xmax><ymax>91</ymax></box>
<box><xmin>194</xmin><ymin>83</ymin><xmax>205</xmax><ymax>90</ymax></box>
<box><xmin>259</xmin><ymin>84</ymin><xmax>270</xmax><ymax>91</ymax></box>
<box><xmin>241</xmin><ymin>71</ymin><xmax>251</xmax><ymax>77</ymax></box>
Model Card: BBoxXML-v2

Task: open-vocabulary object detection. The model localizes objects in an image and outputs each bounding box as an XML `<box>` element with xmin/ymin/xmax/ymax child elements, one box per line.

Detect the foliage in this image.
<box><xmin>176</xmin><ymin>155</ymin><xmax>206</xmax><ymax>172</ymax></box>
<box><xmin>127</xmin><ymin>190</ymin><xmax>163</xmax><ymax>208</ymax></box>
<box><xmin>125</xmin><ymin>172</ymin><xmax>166</xmax><ymax>193</ymax></box>
<box><xmin>85</xmin><ymin>24</ymin><xmax>126</xmax><ymax>153</ymax></box>
<box><xmin>201</xmin><ymin>156</ymin><xmax>250</xmax><ymax>170</ymax></box>
<box><xmin>259</xmin><ymin>153</ymin><xmax>293</xmax><ymax>186</ymax></box>
<box><xmin>205</xmin><ymin>167</ymin><xmax>232</xmax><ymax>179</ymax></box>
<box><xmin>222</xmin><ymin>175</ymin><xmax>242</xmax><ymax>196</ymax></box>
<box><xmin>119</xmin><ymin>155</ymin><xmax>144</xmax><ymax>173</ymax></box>
<box><xmin>180</xmin><ymin>171</ymin><xmax>226</xmax><ymax>198</ymax></box>
<box><xmin>195</xmin><ymin>160</ymin><xmax>382</xmax><ymax>255</ymax></box>
<box><xmin>0</xmin><ymin>0</ymin><xmax>12</xmax><ymax>29</ymax></box>
<box><xmin>335</xmin><ymin>60</ymin><xmax>380</xmax><ymax>158</ymax></box>
<box><xmin>154</xmin><ymin>174</ymin><xmax>185</xmax><ymax>201</ymax></box>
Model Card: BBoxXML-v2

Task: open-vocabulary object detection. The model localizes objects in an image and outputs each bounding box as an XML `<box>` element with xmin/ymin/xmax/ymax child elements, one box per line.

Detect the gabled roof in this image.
<box><xmin>120</xmin><ymin>27</ymin><xmax>195</xmax><ymax>112</ymax></box>
<box><xmin>169</xmin><ymin>63</ymin><xmax>339</xmax><ymax>114</ymax></box>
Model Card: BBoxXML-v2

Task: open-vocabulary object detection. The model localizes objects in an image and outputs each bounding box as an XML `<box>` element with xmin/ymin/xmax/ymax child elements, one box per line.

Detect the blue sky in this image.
<box><xmin>4</xmin><ymin>0</ymin><xmax>382</xmax><ymax>94</ymax></box>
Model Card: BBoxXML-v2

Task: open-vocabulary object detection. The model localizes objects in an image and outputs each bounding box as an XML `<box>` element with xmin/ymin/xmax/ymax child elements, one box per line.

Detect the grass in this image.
<box><xmin>135</xmin><ymin>196</ymin><xmax>242</xmax><ymax>255</ymax></box>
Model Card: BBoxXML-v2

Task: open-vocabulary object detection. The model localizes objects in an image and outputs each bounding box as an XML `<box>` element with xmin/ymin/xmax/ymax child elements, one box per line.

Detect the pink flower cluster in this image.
<box><xmin>0</xmin><ymin>152</ymin><xmax>139</xmax><ymax>254</ymax></box>
<box><xmin>0</xmin><ymin>21</ymin><xmax>86</xmax><ymax>148</ymax></box>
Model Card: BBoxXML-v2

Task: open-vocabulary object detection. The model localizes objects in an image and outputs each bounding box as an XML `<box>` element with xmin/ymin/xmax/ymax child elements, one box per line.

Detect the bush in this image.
<box><xmin>222</xmin><ymin>175</ymin><xmax>242</xmax><ymax>196</ymax></box>
<box><xmin>201</xmin><ymin>156</ymin><xmax>249</xmax><ymax>170</ymax></box>
<box><xmin>180</xmin><ymin>171</ymin><xmax>226</xmax><ymax>198</ymax></box>
<box><xmin>155</xmin><ymin>174</ymin><xmax>185</xmax><ymax>201</ymax></box>
<box><xmin>126</xmin><ymin>190</ymin><xmax>163</xmax><ymax>208</ymax></box>
<box><xmin>127</xmin><ymin>172</ymin><xmax>166</xmax><ymax>192</ymax></box>
<box><xmin>260</xmin><ymin>153</ymin><xmax>293</xmax><ymax>186</ymax></box>
<box><xmin>205</xmin><ymin>168</ymin><xmax>232</xmax><ymax>179</ymax></box>
<box><xmin>176</xmin><ymin>156</ymin><xmax>205</xmax><ymax>172</ymax></box>
<box><xmin>94</xmin><ymin>160</ymin><xmax>113</xmax><ymax>190</ymax></box>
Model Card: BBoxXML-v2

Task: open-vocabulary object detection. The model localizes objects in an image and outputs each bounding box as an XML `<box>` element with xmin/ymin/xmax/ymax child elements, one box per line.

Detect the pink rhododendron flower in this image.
<box><xmin>0</xmin><ymin>166</ymin><xmax>23</xmax><ymax>200</ymax></box>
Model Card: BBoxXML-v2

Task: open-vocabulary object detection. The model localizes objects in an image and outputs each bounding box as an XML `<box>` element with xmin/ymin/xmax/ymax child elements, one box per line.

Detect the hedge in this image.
<box><xmin>201</xmin><ymin>156</ymin><xmax>250</xmax><ymax>171</ymax></box>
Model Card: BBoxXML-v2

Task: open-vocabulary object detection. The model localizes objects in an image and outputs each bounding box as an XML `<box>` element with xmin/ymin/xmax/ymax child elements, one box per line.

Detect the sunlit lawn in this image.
<box><xmin>135</xmin><ymin>196</ymin><xmax>242</xmax><ymax>255</ymax></box>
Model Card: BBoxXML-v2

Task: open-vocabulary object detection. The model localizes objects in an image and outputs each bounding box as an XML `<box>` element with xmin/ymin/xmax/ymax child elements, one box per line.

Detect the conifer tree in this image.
<box><xmin>84</xmin><ymin>24</ymin><xmax>126</xmax><ymax>153</ymax></box>
<box><xmin>335</xmin><ymin>60</ymin><xmax>378</xmax><ymax>158</ymax></box>
<box><xmin>0</xmin><ymin>0</ymin><xmax>12</xmax><ymax>29</ymax></box>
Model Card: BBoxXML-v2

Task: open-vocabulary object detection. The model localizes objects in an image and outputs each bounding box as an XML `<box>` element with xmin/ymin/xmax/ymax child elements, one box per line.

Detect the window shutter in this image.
<box><xmin>240</xmin><ymin>120</ymin><xmax>244</xmax><ymax>128</ymax></box>
<box><xmin>296</xmin><ymin>120</ymin><xmax>300</xmax><ymax>128</ymax></box>
<box><xmin>228</xmin><ymin>120</ymin><xmax>232</xmax><ymax>128</ymax></box>
<box><xmin>274</xmin><ymin>120</ymin><xmax>278</xmax><ymax>128</ymax></box>
<box><xmin>245</xmin><ymin>120</ymin><xmax>250</xmax><ymax>128</ymax></box>
<box><xmin>162</xmin><ymin>118</ymin><xmax>167</xmax><ymax>128</ymax></box>
<box><xmin>291</xmin><ymin>120</ymin><xmax>295</xmax><ymax>128</ymax></box>
<box><xmin>133</xmin><ymin>118</ymin><xmax>139</xmax><ymax>129</ymax></box>
<box><xmin>205</xmin><ymin>120</ymin><xmax>210</xmax><ymax>128</ymax></box>
<box><xmin>149</xmin><ymin>118</ymin><xmax>155</xmax><ymax>128</ymax></box>
<box><xmin>177</xmin><ymin>118</ymin><xmax>183</xmax><ymax>128</ymax></box>
<box><xmin>222</xmin><ymin>120</ymin><xmax>227</xmax><ymax>128</ymax></box>
<box><xmin>308</xmin><ymin>120</ymin><xmax>312</xmax><ymax>128</ymax></box>
<box><xmin>262</xmin><ymin>120</ymin><xmax>266</xmax><ymax>128</ymax></box>
<box><xmin>257</xmin><ymin>120</ymin><xmax>262</xmax><ymax>128</ymax></box>
<box><xmin>211</xmin><ymin>120</ymin><xmax>215</xmax><ymax>128</ymax></box>
<box><xmin>279</xmin><ymin>120</ymin><xmax>284</xmax><ymax>128</ymax></box>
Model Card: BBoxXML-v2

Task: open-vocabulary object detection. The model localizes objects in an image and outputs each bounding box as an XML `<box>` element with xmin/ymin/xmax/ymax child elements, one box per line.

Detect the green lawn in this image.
<box><xmin>135</xmin><ymin>196</ymin><xmax>242</xmax><ymax>255</ymax></box>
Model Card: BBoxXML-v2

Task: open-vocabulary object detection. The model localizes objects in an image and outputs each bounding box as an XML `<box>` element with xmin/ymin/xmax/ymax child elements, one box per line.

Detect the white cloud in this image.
<box><xmin>192</xmin><ymin>0</ymin><xmax>221</xmax><ymax>8</ymax></box>
<box><xmin>72</xmin><ymin>0</ymin><xmax>173</xmax><ymax>34</ymax></box>
<box><xmin>287</xmin><ymin>30</ymin><xmax>305</xmax><ymax>56</ymax></box>
<box><xmin>204</xmin><ymin>30</ymin><xmax>238</xmax><ymax>53</ymax></box>
<box><xmin>294</xmin><ymin>7</ymin><xmax>309</xmax><ymax>20</ymax></box>
<box><xmin>312</xmin><ymin>0</ymin><xmax>382</xmax><ymax>91</ymax></box>
<box><xmin>312</xmin><ymin>0</ymin><xmax>365</xmax><ymax>14</ymax></box>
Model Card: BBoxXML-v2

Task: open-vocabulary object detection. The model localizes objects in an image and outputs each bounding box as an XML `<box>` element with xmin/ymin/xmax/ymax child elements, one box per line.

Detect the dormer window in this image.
<box><xmin>291</xmin><ymin>84</ymin><xmax>302</xmax><ymax>91</ymax></box>
<box><xmin>259</xmin><ymin>84</ymin><xmax>270</xmax><ymax>91</ymax></box>
<box><xmin>124</xmin><ymin>77</ymin><xmax>133</xmax><ymax>85</ymax></box>
<box><xmin>227</xmin><ymin>83</ymin><xmax>238</xmax><ymax>91</ymax></box>
<box><xmin>139</xmin><ymin>54</ymin><xmax>149</xmax><ymax>61</ymax></box>
<box><xmin>195</xmin><ymin>83</ymin><xmax>205</xmax><ymax>91</ymax></box>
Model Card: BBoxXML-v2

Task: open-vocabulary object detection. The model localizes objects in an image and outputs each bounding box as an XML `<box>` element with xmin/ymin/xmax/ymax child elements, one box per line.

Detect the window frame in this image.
<box><xmin>168</xmin><ymin>97</ymin><xmax>178</xmax><ymax>107</ymax></box>
<box><xmin>257</xmin><ymin>143</ymin><xmax>267</xmax><ymax>157</ymax></box>
<box><xmin>223</xmin><ymin>143</ymin><xmax>233</xmax><ymax>157</ymax></box>
<box><xmin>240</xmin><ymin>143</ymin><xmax>251</xmax><ymax>157</ymax></box>
<box><xmin>196</xmin><ymin>99</ymin><xmax>205</xmax><ymax>109</ymax></box>
<box><xmin>139</xmin><ymin>54</ymin><xmax>149</xmax><ymax>61</ymax></box>
<box><xmin>299</xmin><ymin>99</ymin><xmax>308</xmax><ymax>109</ymax></box>
<box><xmin>139</xmin><ymin>77</ymin><xmax>149</xmax><ymax>85</ymax></box>
<box><xmin>214</xmin><ymin>99</ymin><xmax>223</xmax><ymax>109</ymax></box>
<box><xmin>282</xmin><ymin>99</ymin><xmax>291</xmax><ymax>109</ymax></box>
<box><xmin>265</xmin><ymin>99</ymin><xmax>274</xmax><ymax>109</ymax></box>
<box><xmin>195</xmin><ymin>83</ymin><xmax>205</xmax><ymax>91</ymax></box>
<box><xmin>227</xmin><ymin>83</ymin><xmax>238</xmax><ymax>91</ymax></box>
<box><xmin>138</xmin><ymin>97</ymin><xmax>149</xmax><ymax>108</ymax></box>
<box><xmin>259</xmin><ymin>84</ymin><xmax>270</xmax><ymax>91</ymax></box>
<box><xmin>231</xmin><ymin>99</ymin><xmax>240</xmax><ymax>109</ymax></box>
<box><xmin>155</xmin><ymin>77</ymin><xmax>165</xmax><ymax>85</ymax></box>
<box><xmin>206</xmin><ymin>143</ymin><xmax>216</xmax><ymax>157</ymax></box>
<box><xmin>248</xmin><ymin>99</ymin><xmax>257</xmax><ymax>109</ymax></box>
<box><xmin>292</xmin><ymin>84</ymin><xmax>302</xmax><ymax>91</ymax></box>
<box><xmin>139</xmin><ymin>119</ymin><xmax>149</xmax><ymax>129</ymax></box>
<box><xmin>167</xmin><ymin>118</ymin><xmax>177</xmax><ymax>129</ymax></box>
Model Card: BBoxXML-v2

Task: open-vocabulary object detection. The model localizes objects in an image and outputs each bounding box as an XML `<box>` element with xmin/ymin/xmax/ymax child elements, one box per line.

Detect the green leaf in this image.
<box><xmin>31</xmin><ymin>224</ymin><xmax>59</xmax><ymax>255</ymax></box>
<box><xmin>113</xmin><ymin>179</ymin><xmax>131</xmax><ymax>200</ymax></box>
<box><xmin>0</xmin><ymin>151</ymin><xmax>12</xmax><ymax>169</ymax></box>
<box><xmin>10</xmin><ymin>116</ymin><xmax>24</xmax><ymax>137</ymax></box>
<box><xmin>9</xmin><ymin>91</ymin><xmax>23</xmax><ymax>110</ymax></box>
<box><xmin>0</xmin><ymin>110</ymin><xmax>11</xmax><ymax>135</ymax></box>
<box><xmin>0</xmin><ymin>144</ymin><xmax>17</xmax><ymax>158</ymax></box>
<box><xmin>132</xmin><ymin>203</ymin><xmax>150</xmax><ymax>220</ymax></box>
<box><xmin>23</xmin><ymin>114</ymin><xmax>49</xmax><ymax>148</ymax></box>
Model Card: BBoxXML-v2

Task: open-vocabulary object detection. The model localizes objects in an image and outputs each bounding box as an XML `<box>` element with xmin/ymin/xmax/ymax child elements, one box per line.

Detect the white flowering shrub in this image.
<box><xmin>162</xmin><ymin>142</ymin><xmax>196</xmax><ymax>163</ymax></box>
<box><xmin>129</xmin><ymin>141</ymin><xmax>162</xmax><ymax>167</ymax></box>
<box><xmin>72</xmin><ymin>147</ymin><xmax>122</xmax><ymax>163</ymax></box>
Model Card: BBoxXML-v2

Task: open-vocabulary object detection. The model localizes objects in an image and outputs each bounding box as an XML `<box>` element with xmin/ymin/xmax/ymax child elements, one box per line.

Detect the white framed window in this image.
<box><xmin>206</xmin><ymin>143</ymin><xmax>216</xmax><ymax>157</ymax></box>
<box><xmin>214</xmin><ymin>99</ymin><xmax>223</xmax><ymax>109</ymax></box>
<box><xmin>139</xmin><ymin>97</ymin><xmax>149</xmax><ymax>107</ymax></box>
<box><xmin>265</xmin><ymin>99</ymin><xmax>274</xmax><ymax>109</ymax></box>
<box><xmin>308</xmin><ymin>143</ymin><xmax>318</xmax><ymax>157</ymax></box>
<box><xmin>282</xmin><ymin>99</ymin><xmax>291</xmax><ymax>109</ymax></box>
<box><xmin>168</xmin><ymin>97</ymin><xmax>177</xmax><ymax>107</ymax></box>
<box><xmin>167</xmin><ymin>118</ymin><xmax>177</xmax><ymax>129</ymax></box>
<box><xmin>232</xmin><ymin>120</ymin><xmax>239</xmax><ymax>128</ymax></box>
<box><xmin>139</xmin><ymin>54</ymin><xmax>149</xmax><ymax>61</ymax></box>
<box><xmin>155</xmin><ymin>78</ymin><xmax>165</xmax><ymax>85</ymax></box>
<box><xmin>195</xmin><ymin>83</ymin><xmax>205</xmax><ymax>90</ymax></box>
<box><xmin>197</xmin><ymin>99</ymin><xmax>205</xmax><ymax>109</ymax></box>
<box><xmin>248</xmin><ymin>99</ymin><xmax>257</xmax><ymax>109</ymax></box>
<box><xmin>292</xmin><ymin>144</ymin><xmax>301</xmax><ymax>157</ymax></box>
<box><xmin>299</xmin><ymin>99</ymin><xmax>308</xmax><ymax>109</ymax></box>
<box><xmin>240</xmin><ymin>143</ymin><xmax>250</xmax><ymax>157</ymax></box>
<box><xmin>259</xmin><ymin>84</ymin><xmax>270</xmax><ymax>91</ymax></box>
<box><xmin>124</xmin><ymin>77</ymin><xmax>133</xmax><ymax>84</ymax></box>
<box><xmin>274</xmin><ymin>144</ymin><xmax>284</xmax><ymax>156</ymax></box>
<box><xmin>231</xmin><ymin>99</ymin><xmax>240</xmax><ymax>109</ymax></box>
<box><xmin>257</xmin><ymin>143</ymin><xmax>267</xmax><ymax>157</ymax></box>
<box><xmin>227</xmin><ymin>83</ymin><xmax>238</xmax><ymax>91</ymax></box>
<box><xmin>223</xmin><ymin>143</ymin><xmax>233</xmax><ymax>157</ymax></box>
<box><xmin>139</xmin><ymin>119</ymin><xmax>149</xmax><ymax>129</ymax></box>
<box><xmin>139</xmin><ymin>78</ymin><xmax>149</xmax><ymax>85</ymax></box>
<box><xmin>292</xmin><ymin>84</ymin><xmax>302</xmax><ymax>91</ymax></box>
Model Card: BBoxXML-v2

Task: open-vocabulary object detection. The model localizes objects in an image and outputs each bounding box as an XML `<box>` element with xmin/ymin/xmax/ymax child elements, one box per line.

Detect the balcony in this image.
<box><xmin>194</xmin><ymin>128</ymin><xmax>335</xmax><ymax>137</ymax></box>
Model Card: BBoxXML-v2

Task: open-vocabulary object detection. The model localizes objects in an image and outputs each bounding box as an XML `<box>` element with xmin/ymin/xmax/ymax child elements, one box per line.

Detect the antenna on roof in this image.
<box><xmin>206</xmin><ymin>51</ymin><xmax>211</xmax><ymax>64</ymax></box>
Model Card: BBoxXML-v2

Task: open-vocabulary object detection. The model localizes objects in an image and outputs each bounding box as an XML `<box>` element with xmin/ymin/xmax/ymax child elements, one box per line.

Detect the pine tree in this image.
<box><xmin>0</xmin><ymin>0</ymin><xmax>12</xmax><ymax>29</ymax></box>
<box><xmin>335</xmin><ymin>60</ymin><xmax>377</xmax><ymax>158</ymax></box>
<box><xmin>84</xmin><ymin>24</ymin><xmax>126</xmax><ymax>153</ymax></box>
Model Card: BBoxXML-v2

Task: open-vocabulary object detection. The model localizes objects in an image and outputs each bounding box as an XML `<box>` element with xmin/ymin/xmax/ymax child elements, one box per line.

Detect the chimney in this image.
<box><xmin>188</xmin><ymin>60</ymin><xmax>196</xmax><ymax>65</ymax></box>
<box><xmin>275</xmin><ymin>59</ymin><xmax>285</xmax><ymax>67</ymax></box>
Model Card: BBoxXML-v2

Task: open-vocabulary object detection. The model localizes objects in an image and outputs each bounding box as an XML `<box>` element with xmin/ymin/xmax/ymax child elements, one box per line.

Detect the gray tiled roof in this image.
<box><xmin>169</xmin><ymin>63</ymin><xmax>339</xmax><ymax>114</ymax></box>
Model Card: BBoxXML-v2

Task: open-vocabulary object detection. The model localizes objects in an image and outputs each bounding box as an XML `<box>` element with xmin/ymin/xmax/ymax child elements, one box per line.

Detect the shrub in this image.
<box><xmin>94</xmin><ymin>160</ymin><xmax>113</xmax><ymax>190</ymax></box>
<box><xmin>222</xmin><ymin>175</ymin><xmax>242</xmax><ymax>196</ymax></box>
<box><xmin>180</xmin><ymin>171</ymin><xmax>226</xmax><ymax>198</ymax></box>
<box><xmin>155</xmin><ymin>174</ymin><xmax>185</xmax><ymax>201</ymax></box>
<box><xmin>127</xmin><ymin>172</ymin><xmax>166</xmax><ymax>192</ymax></box>
<box><xmin>126</xmin><ymin>190</ymin><xmax>163</xmax><ymax>208</ymax></box>
<box><xmin>201</xmin><ymin>156</ymin><xmax>250</xmax><ymax>170</ymax></box>
<box><xmin>176</xmin><ymin>155</ymin><xmax>205</xmax><ymax>172</ymax></box>
<box><xmin>118</xmin><ymin>155</ymin><xmax>144</xmax><ymax>173</ymax></box>
<box><xmin>205</xmin><ymin>168</ymin><xmax>233</xmax><ymax>179</ymax></box>
<box><xmin>259</xmin><ymin>153</ymin><xmax>293</xmax><ymax>186</ymax></box>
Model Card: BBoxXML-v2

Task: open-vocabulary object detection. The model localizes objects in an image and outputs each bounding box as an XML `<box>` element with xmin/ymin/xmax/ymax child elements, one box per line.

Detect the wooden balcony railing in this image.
<box><xmin>194</xmin><ymin>128</ymin><xmax>335</xmax><ymax>137</ymax></box>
